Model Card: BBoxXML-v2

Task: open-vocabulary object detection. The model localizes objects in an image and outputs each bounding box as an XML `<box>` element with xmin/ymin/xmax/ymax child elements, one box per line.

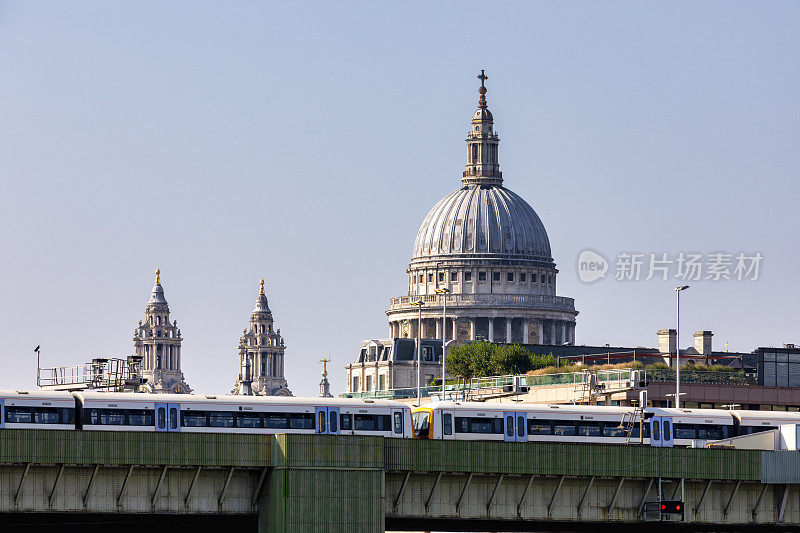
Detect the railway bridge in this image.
<box><xmin>1</xmin><ymin>429</ymin><xmax>799</xmax><ymax>531</ymax></box>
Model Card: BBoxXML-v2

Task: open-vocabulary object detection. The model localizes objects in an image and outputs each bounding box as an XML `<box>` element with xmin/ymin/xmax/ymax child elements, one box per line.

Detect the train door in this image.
<box><xmin>650</xmin><ymin>417</ymin><xmax>673</xmax><ymax>448</ymax></box>
<box><xmin>661</xmin><ymin>417</ymin><xmax>673</xmax><ymax>447</ymax></box>
<box><xmin>391</xmin><ymin>409</ymin><xmax>405</xmax><ymax>438</ymax></box>
<box><xmin>0</xmin><ymin>399</ymin><xmax>4</xmax><ymax>429</ymax></box>
<box><xmin>155</xmin><ymin>403</ymin><xmax>168</xmax><ymax>432</ymax></box>
<box><xmin>516</xmin><ymin>413</ymin><xmax>528</xmax><ymax>443</ymax></box>
<box><xmin>155</xmin><ymin>403</ymin><xmax>181</xmax><ymax>432</ymax></box>
<box><xmin>168</xmin><ymin>403</ymin><xmax>181</xmax><ymax>432</ymax></box>
<box><xmin>315</xmin><ymin>407</ymin><xmax>339</xmax><ymax>435</ymax></box>
<box><xmin>441</xmin><ymin>409</ymin><xmax>456</xmax><ymax>440</ymax></box>
<box><xmin>504</xmin><ymin>412</ymin><xmax>527</xmax><ymax>443</ymax></box>
<box><xmin>504</xmin><ymin>412</ymin><xmax>516</xmax><ymax>442</ymax></box>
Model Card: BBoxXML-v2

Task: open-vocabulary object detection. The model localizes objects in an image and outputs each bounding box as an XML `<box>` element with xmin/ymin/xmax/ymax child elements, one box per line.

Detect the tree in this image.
<box><xmin>491</xmin><ymin>344</ymin><xmax>534</xmax><ymax>375</ymax></box>
<box><xmin>445</xmin><ymin>349</ymin><xmax>473</xmax><ymax>379</ymax></box>
<box><xmin>446</xmin><ymin>342</ymin><xmax>494</xmax><ymax>377</ymax></box>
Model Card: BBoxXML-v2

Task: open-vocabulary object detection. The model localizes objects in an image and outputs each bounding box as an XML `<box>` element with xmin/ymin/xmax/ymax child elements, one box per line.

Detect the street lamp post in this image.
<box><xmin>675</xmin><ymin>285</ymin><xmax>690</xmax><ymax>409</ymax></box>
<box><xmin>410</xmin><ymin>300</ymin><xmax>425</xmax><ymax>405</ymax></box>
<box><xmin>435</xmin><ymin>288</ymin><xmax>450</xmax><ymax>399</ymax></box>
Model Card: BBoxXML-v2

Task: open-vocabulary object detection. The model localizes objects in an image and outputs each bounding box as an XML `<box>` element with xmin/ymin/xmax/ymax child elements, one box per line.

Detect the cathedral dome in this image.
<box><xmin>411</xmin><ymin>184</ymin><xmax>552</xmax><ymax>264</ymax></box>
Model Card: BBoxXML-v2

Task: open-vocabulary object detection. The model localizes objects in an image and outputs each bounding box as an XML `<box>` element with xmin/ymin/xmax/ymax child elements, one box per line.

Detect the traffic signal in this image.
<box><xmin>660</xmin><ymin>500</ymin><xmax>684</xmax><ymax>517</ymax></box>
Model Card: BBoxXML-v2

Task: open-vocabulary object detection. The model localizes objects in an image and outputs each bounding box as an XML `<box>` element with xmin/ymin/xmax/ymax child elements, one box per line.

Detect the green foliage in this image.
<box><xmin>530</xmin><ymin>353</ymin><xmax>557</xmax><ymax>370</ymax></box>
<box><xmin>447</xmin><ymin>343</ymin><xmax>561</xmax><ymax>378</ymax></box>
<box><xmin>490</xmin><ymin>344</ymin><xmax>535</xmax><ymax>375</ymax></box>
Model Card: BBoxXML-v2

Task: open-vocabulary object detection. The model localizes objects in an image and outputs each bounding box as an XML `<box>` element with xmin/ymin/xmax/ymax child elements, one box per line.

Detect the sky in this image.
<box><xmin>0</xmin><ymin>2</ymin><xmax>798</xmax><ymax>396</ymax></box>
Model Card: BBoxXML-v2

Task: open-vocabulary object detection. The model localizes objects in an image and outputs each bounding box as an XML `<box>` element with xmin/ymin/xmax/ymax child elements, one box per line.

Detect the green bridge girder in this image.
<box><xmin>0</xmin><ymin>430</ymin><xmax>798</xmax><ymax>531</ymax></box>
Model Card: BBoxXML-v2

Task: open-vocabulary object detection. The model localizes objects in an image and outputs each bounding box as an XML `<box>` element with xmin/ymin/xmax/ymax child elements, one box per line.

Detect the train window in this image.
<box><xmin>651</xmin><ymin>420</ymin><xmax>660</xmax><ymax>441</ymax></box>
<box><xmin>236</xmin><ymin>413</ymin><xmax>261</xmax><ymax>428</ymax></box>
<box><xmin>99</xmin><ymin>410</ymin><xmax>126</xmax><ymax>425</ymax></box>
<box><xmin>528</xmin><ymin>421</ymin><xmax>552</xmax><ymax>435</ymax></box>
<box><xmin>602</xmin><ymin>424</ymin><xmax>626</xmax><ymax>438</ymax></box>
<box><xmin>662</xmin><ymin>421</ymin><xmax>671</xmax><ymax>441</ymax></box>
<box><xmin>506</xmin><ymin>416</ymin><xmax>514</xmax><ymax>437</ymax></box>
<box><xmin>698</xmin><ymin>425</ymin><xmax>723</xmax><ymax>440</ymax></box>
<box><xmin>318</xmin><ymin>411</ymin><xmax>327</xmax><ymax>433</ymax></box>
<box><xmin>182</xmin><ymin>412</ymin><xmax>208</xmax><ymax>427</ymax></box>
<box><xmin>674</xmin><ymin>424</ymin><xmax>695</xmax><ymax>440</ymax></box>
<box><xmin>461</xmin><ymin>417</ymin><xmax>502</xmax><ymax>434</ymax></box>
<box><xmin>472</xmin><ymin>419</ymin><xmax>496</xmax><ymax>434</ymax></box>
<box><xmin>577</xmin><ymin>422</ymin><xmax>601</xmax><ymax>436</ymax></box>
<box><xmin>721</xmin><ymin>426</ymin><xmax>732</xmax><ymax>439</ymax></box>
<box><xmin>127</xmin><ymin>410</ymin><xmax>154</xmax><ymax>426</ymax></box>
<box><xmin>517</xmin><ymin>416</ymin><xmax>525</xmax><ymax>437</ymax></box>
<box><xmin>169</xmin><ymin>408</ymin><xmax>178</xmax><ymax>430</ymax></box>
<box><xmin>340</xmin><ymin>414</ymin><xmax>352</xmax><ymax>431</ymax></box>
<box><xmin>263</xmin><ymin>413</ymin><xmax>289</xmax><ymax>429</ymax></box>
<box><xmin>330</xmin><ymin>412</ymin><xmax>338</xmax><ymax>433</ymax></box>
<box><xmin>5</xmin><ymin>407</ymin><xmax>33</xmax><ymax>423</ymax></box>
<box><xmin>413</xmin><ymin>412</ymin><xmax>430</xmax><ymax>438</ymax></box>
<box><xmin>442</xmin><ymin>414</ymin><xmax>452</xmax><ymax>435</ymax></box>
<box><xmin>157</xmin><ymin>407</ymin><xmax>166</xmax><ymax>429</ymax></box>
<box><xmin>554</xmin><ymin>423</ymin><xmax>576</xmax><ymax>436</ymax></box>
<box><xmin>354</xmin><ymin>414</ymin><xmax>391</xmax><ymax>432</ymax></box>
<box><xmin>208</xmin><ymin>412</ymin><xmax>234</xmax><ymax>428</ymax></box>
<box><xmin>393</xmin><ymin>412</ymin><xmax>403</xmax><ymax>434</ymax></box>
<box><xmin>455</xmin><ymin>417</ymin><xmax>470</xmax><ymax>433</ymax></box>
<box><xmin>289</xmin><ymin>413</ymin><xmax>314</xmax><ymax>429</ymax></box>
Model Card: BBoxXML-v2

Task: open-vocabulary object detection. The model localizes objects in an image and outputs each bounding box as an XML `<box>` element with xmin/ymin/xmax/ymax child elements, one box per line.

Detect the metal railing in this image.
<box><xmin>645</xmin><ymin>369</ymin><xmax>754</xmax><ymax>386</ymax></box>
<box><xmin>38</xmin><ymin>356</ymin><xmax>145</xmax><ymax>392</ymax></box>
<box><xmin>341</xmin><ymin>367</ymin><xmax>754</xmax><ymax>400</ymax></box>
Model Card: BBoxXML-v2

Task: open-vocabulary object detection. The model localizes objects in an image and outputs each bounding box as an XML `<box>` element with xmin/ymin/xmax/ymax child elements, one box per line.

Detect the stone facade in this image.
<box><xmin>346</xmin><ymin>71</ymin><xmax>578</xmax><ymax>394</ymax></box>
<box><xmin>232</xmin><ymin>280</ymin><xmax>291</xmax><ymax>396</ymax></box>
<box><xmin>133</xmin><ymin>269</ymin><xmax>192</xmax><ymax>394</ymax></box>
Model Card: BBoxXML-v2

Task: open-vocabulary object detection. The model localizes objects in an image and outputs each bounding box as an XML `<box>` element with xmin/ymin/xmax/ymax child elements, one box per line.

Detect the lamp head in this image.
<box><xmin>675</xmin><ymin>285</ymin><xmax>690</xmax><ymax>292</ymax></box>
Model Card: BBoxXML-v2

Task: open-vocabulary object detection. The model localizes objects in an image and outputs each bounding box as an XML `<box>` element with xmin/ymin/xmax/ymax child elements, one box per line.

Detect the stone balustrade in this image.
<box><xmin>389</xmin><ymin>293</ymin><xmax>576</xmax><ymax>312</ymax></box>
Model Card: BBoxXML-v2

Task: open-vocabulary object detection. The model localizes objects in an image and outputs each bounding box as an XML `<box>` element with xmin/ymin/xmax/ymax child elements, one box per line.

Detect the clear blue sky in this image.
<box><xmin>1</xmin><ymin>2</ymin><xmax>798</xmax><ymax>395</ymax></box>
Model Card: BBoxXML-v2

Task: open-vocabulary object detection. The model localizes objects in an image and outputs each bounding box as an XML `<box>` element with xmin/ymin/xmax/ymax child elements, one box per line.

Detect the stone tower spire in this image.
<box><xmin>133</xmin><ymin>269</ymin><xmax>191</xmax><ymax>394</ymax></box>
<box><xmin>233</xmin><ymin>279</ymin><xmax>292</xmax><ymax>396</ymax></box>
<box><xmin>462</xmin><ymin>69</ymin><xmax>502</xmax><ymax>186</ymax></box>
<box><xmin>319</xmin><ymin>357</ymin><xmax>332</xmax><ymax>398</ymax></box>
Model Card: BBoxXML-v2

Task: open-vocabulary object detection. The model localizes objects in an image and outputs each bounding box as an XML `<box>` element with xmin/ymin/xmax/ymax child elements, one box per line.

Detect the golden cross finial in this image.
<box><xmin>259</xmin><ymin>278</ymin><xmax>265</xmax><ymax>295</ymax></box>
<box><xmin>319</xmin><ymin>357</ymin><xmax>330</xmax><ymax>375</ymax></box>
<box><xmin>477</xmin><ymin>69</ymin><xmax>488</xmax><ymax>107</ymax></box>
<box><xmin>478</xmin><ymin>69</ymin><xmax>488</xmax><ymax>87</ymax></box>
<box><xmin>155</xmin><ymin>268</ymin><xmax>161</xmax><ymax>285</ymax></box>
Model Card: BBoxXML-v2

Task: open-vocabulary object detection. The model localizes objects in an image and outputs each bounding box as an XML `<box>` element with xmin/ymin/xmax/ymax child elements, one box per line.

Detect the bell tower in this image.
<box><xmin>462</xmin><ymin>69</ymin><xmax>502</xmax><ymax>186</ymax></box>
<box><xmin>233</xmin><ymin>279</ymin><xmax>292</xmax><ymax>396</ymax></box>
<box><xmin>133</xmin><ymin>269</ymin><xmax>192</xmax><ymax>394</ymax></box>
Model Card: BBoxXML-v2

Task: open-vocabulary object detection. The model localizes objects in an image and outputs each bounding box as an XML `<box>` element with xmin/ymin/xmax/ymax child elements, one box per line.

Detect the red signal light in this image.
<box><xmin>660</xmin><ymin>500</ymin><xmax>684</xmax><ymax>515</ymax></box>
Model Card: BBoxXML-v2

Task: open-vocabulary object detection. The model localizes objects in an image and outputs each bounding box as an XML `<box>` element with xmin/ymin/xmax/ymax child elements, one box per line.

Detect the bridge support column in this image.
<box><xmin>258</xmin><ymin>435</ymin><xmax>385</xmax><ymax>532</ymax></box>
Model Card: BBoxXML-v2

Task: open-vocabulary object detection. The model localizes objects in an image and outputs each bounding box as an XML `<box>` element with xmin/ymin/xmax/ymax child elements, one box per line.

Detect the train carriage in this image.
<box><xmin>0</xmin><ymin>390</ymin><xmax>76</xmax><ymax>431</ymax></box>
<box><xmin>413</xmin><ymin>401</ymin><xmax>746</xmax><ymax>447</ymax></box>
<box><xmin>74</xmin><ymin>392</ymin><xmax>412</xmax><ymax>438</ymax></box>
<box><xmin>730</xmin><ymin>410</ymin><xmax>800</xmax><ymax>435</ymax></box>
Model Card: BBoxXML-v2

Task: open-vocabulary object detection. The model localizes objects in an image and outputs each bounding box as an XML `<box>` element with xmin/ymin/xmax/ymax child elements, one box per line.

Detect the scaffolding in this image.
<box><xmin>38</xmin><ymin>356</ymin><xmax>146</xmax><ymax>392</ymax></box>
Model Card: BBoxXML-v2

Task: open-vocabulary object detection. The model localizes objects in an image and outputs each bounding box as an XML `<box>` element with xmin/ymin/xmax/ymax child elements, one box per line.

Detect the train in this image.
<box><xmin>2</xmin><ymin>389</ymin><xmax>799</xmax><ymax>448</ymax></box>
<box><xmin>0</xmin><ymin>390</ymin><xmax>413</xmax><ymax>438</ymax></box>
<box><xmin>411</xmin><ymin>401</ymin><xmax>800</xmax><ymax>447</ymax></box>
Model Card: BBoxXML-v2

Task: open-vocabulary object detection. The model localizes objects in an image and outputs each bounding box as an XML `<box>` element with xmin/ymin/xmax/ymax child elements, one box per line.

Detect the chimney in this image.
<box><xmin>658</xmin><ymin>329</ymin><xmax>677</xmax><ymax>355</ymax></box>
<box><xmin>694</xmin><ymin>331</ymin><xmax>713</xmax><ymax>355</ymax></box>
